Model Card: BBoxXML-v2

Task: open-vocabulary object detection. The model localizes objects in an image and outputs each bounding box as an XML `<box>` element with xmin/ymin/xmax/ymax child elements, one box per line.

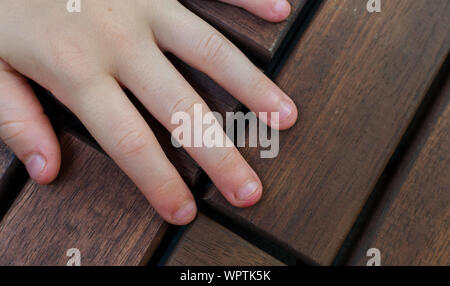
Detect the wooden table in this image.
<box><xmin>0</xmin><ymin>0</ymin><xmax>448</xmax><ymax>266</ymax></box>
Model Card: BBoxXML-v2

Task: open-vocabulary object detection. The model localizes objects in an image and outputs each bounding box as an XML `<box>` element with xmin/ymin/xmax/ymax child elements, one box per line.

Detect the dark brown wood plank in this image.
<box><xmin>348</xmin><ymin>78</ymin><xmax>450</xmax><ymax>266</ymax></box>
<box><xmin>0</xmin><ymin>142</ymin><xmax>23</xmax><ymax>207</ymax></box>
<box><xmin>204</xmin><ymin>0</ymin><xmax>450</xmax><ymax>265</ymax></box>
<box><xmin>0</xmin><ymin>132</ymin><xmax>167</xmax><ymax>266</ymax></box>
<box><xmin>0</xmin><ymin>142</ymin><xmax>15</xmax><ymax>190</ymax></box>
<box><xmin>180</xmin><ymin>0</ymin><xmax>308</xmax><ymax>61</ymax></box>
<box><xmin>165</xmin><ymin>214</ymin><xmax>284</xmax><ymax>266</ymax></box>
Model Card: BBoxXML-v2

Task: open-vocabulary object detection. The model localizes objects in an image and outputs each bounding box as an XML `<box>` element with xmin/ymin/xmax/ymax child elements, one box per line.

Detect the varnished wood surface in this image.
<box><xmin>348</xmin><ymin>78</ymin><xmax>450</xmax><ymax>266</ymax></box>
<box><xmin>0</xmin><ymin>142</ymin><xmax>15</xmax><ymax>190</ymax></box>
<box><xmin>166</xmin><ymin>214</ymin><xmax>284</xmax><ymax>266</ymax></box>
<box><xmin>204</xmin><ymin>0</ymin><xmax>450</xmax><ymax>265</ymax></box>
<box><xmin>180</xmin><ymin>0</ymin><xmax>308</xmax><ymax>61</ymax></box>
<box><xmin>0</xmin><ymin>132</ymin><xmax>167</xmax><ymax>266</ymax></box>
<box><xmin>0</xmin><ymin>142</ymin><xmax>20</xmax><ymax>205</ymax></box>
<box><xmin>0</xmin><ymin>1</ymin><xmax>448</xmax><ymax>266</ymax></box>
<box><xmin>0</xmin><ymin>143</ymin><xmax>13</xmax><ymax>177</ymax></box>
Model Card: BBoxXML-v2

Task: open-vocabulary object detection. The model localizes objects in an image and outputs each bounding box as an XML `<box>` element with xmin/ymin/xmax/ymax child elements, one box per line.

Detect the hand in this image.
<box><xmin>0</xmin><ymin>0</ymin><xmax>297</xmax><ymax>225</ymax></box>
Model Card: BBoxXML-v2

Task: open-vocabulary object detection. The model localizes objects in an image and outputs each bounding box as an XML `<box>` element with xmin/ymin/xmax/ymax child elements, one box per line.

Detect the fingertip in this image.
<box><xmin>25</xmin><ymin>148</ymin><xmax>61</xmax><ymax>185</ymax></box>
<box><xmin>38</xmin><ymin>157</ymin><xmax>61</xmax><ymax>185</ymax></box>
<box><xmin>31</xmin><ymin>130</ymin><xmax>61</xmax><ymax>185</ymax></box>
<box><xmin>277</xmin><ymin>98</ymin><xmax>299</xmax><ymax>130</ymax></box>
<box><xmin>261</xmin><ymin>91</ymin><xmax>298</xmax><ymax>131</ymax></box>
<box><xmin>170</xmin><ymin>200</ymin><xmax>198</xmax><ymax>225</ymax></box>
<box><xmin>208</xmin><ymin>149</ymin><xmax>264</xmax><ymax>209</ymax></box>
<box><xmin>268</xmin><ymin>0</ymin><xmax>292</xmax><ymax>22</ymax></box>
<box><xmin>230</xmin><ymin>177</ymin><xmax>263</xmax><ymax>208</ymax></box>
<box><xmin>142</xmin><ymin>178</ymin><xmax>198</xmax><ymax>225</ymax></box>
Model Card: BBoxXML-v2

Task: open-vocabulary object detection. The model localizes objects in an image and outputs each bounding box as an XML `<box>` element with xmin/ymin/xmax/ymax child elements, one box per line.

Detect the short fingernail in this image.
<box><xmin>25</xmin><ymin>154</ymin><xmax>46</xmax><ymax>181</ymax></box>
<box><xmin>273</xmin><ymin>0</ymin><xmax>290</xmax><ymax>15</ymax></box>
<box><xmin>237</xmin><ymin>181</ymin><xmax>260</xmax><ymax>201</ymax></box>
<box><xmin>173</xmin><ymin>200</ymin><xmax>196</xmax><ymax>223</ymax></box>
<box><xmin>279</xmin><ymin>100</ymin><xmax>294</xmax><ymax>122</ymax></box>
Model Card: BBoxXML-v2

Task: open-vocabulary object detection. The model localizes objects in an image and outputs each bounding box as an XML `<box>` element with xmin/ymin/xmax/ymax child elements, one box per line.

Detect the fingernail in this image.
<box><xmin>273</xmin><ymin>0</ymin><xmax>290</xmax><ymax>15</ymax></box>
<box><xmin>237</xmin><ymin>181</ymin><xmax>260</xmax><ymax>201</ymax></box>
<box><xmin>25</xmin><ymin>154</ymin><xmax>46</xmax><ymax>181</ymax></box>
<box><xmin>173</xmin><ymin>201</ymin><xmax>196</xmax><ymax>223</ymax></box>
<box><xmin>279</xmin><ymin>100</ymin><xmax>293</xmax><ymax>122</ymax></box>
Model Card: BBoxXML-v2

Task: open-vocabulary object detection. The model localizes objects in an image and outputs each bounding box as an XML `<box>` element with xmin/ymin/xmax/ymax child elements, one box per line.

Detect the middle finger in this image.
<box><xmin>116</xmin><ymin>40</ymin><xmax>263</xmax><ymax>208</ymax></box>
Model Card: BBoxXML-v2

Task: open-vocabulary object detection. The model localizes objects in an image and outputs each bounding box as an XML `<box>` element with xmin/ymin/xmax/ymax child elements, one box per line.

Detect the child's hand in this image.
<box><xmin>0</xmin><ymin>0</ymin><xmax>297</xmax><ymax>225</ymax></box>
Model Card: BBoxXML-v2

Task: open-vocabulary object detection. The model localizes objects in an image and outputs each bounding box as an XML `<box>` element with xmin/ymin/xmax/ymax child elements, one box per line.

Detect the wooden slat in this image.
<box><xmin>165</xmin><ymin>214</ymin><xmax>284</xmax><ymax>266</ymax></box>
<box><xmin>204</xmin><ymin>0</ymin><xmax>450</xmax><ymax>265</ymax></box>
<box><xmin>348</xmin><ymin>78</ymin><xmax>450</xmax><ymax>266</ymax></box>
<box><xmin>0</xmin><ymin>142</ymin><xmax>15</xmax><ymax>191</ymax></box>
<box><xmin>180</xmin><ymin>0</ymin><xmax>308</xmax><ymax>61</ymax></box>
<box><xmin>0</xmin><ymin>132</ymin><xmax>167</xmax><ymax>266</ymax></box>
<box><xmin>0</xmin><ymin>142</ymin><xmax>23</xmax><ymax>208</ymax></box>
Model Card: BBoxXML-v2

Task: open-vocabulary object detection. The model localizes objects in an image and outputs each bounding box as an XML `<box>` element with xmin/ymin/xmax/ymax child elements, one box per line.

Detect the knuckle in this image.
<box><xmin>0</xmin><ymin>119</ymin><xmax>26</xmax><ymax>144</ymax></box>
<box><xmin>98</xmin><ymin>20</ymin><xmax>134</xmax><ymax>50</ymax></box>
<box><xmin>114</xmin><ymin>127</ymin><xmax>149</xmax><ymax>157</ymax></box>
<box><xmin>45</xmin><ymin>38</ymin><xmax>92</xmax><ymax>87</ymax></box>
<box><xmin>90</xmin><ymin>11</ymin><xmax>142</xmax><ymax>53</ymax></box>
<box><xmin>198</xmin><ymin>32</ymin><xmax>231</xmax><ymax>66</ymax></box>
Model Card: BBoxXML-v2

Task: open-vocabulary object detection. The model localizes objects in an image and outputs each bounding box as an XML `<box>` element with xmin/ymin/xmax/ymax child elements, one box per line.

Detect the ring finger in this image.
<box><xmin>62</xmin><ymin>74</ymin><xmax>197</xmax><ymax>225</ymax></box>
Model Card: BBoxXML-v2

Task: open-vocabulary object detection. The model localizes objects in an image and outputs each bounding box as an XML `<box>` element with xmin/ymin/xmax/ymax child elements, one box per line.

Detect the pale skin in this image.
<box><xmin>0</xmin><ymin>0</ymin><xmax>298</xmax><ymax>225</ymax></box>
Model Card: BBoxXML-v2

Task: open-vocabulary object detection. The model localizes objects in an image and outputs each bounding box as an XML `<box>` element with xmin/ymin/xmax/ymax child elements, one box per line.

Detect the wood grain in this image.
<box><xmin>180</xmin><ymin>0</ymin><xmax>308</xmax><ymax>61</ymax></box>
<box><xmin>165</xmin><ymin>214</ymin><xmax>284</xmax><ymax>266</ymax></box>
<box><xmin>204</xmin><ymin>0</ymin><xmax>450</xmax><ymax>265</ymax></box>
<box><xmin>0</xmin><ymin>142</ymin><xmax>22</xmax><ymax>208</ymax></box>
<box><xmin>0</xmin><ymin>142</ymin><xmax>15</xmax><ymax>191</ymax></box>
<box><xmin>348</xmin><ymin>78</ymin><xmax>450</xmax><ymax>266</ymax></box>
<box><xmin>0</xmin><ymin>132</ymin><xmax>167</xmax><ymax>266</ymax></box>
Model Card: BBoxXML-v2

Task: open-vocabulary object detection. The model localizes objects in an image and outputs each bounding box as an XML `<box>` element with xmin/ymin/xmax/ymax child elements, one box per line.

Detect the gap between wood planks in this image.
<box><xmin>0</xmin><ymin>158</ymin><xmax>28</xmax><ymax>225</ymax></box>
<box><xmin>154</xmin><ymin>0</ymin><xmax>326</xmax><ymax>267</ymax></box>
<box><xmin>332</xmin><ymin>53</ymin><xmax>450</xmax><ymax>266</ymax></box>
